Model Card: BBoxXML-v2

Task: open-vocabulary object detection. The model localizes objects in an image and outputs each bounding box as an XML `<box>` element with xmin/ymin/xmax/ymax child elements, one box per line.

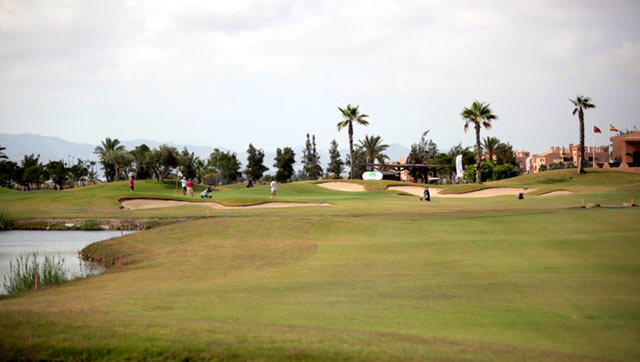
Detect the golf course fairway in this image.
<box><xmin>1</xmin><ymin>169</ymin><xmax>639</xmax><ymax>361</ymax></box>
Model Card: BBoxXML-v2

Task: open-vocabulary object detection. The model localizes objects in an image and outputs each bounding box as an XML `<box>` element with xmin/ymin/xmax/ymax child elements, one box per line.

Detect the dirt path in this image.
<box><xmin>315</xmin><ymin>182</ymin><xmax>365</xmax><ymax>192</ymax></box>
<box><xmin>387</xmin><ymin>186</ymin><xmax>537</xmax><ymax>198</ymax></box>
<box><xmin>120</xmin><ymin>199</ymin><xmax>331</xmax><ymax>210</ymax></box>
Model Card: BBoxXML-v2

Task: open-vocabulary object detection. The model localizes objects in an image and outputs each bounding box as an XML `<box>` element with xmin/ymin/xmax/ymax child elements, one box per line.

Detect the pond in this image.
<box><xmin>0</xmin><ymin>230</ymin><xmax>136</xmax><ymax>294</ymax></box>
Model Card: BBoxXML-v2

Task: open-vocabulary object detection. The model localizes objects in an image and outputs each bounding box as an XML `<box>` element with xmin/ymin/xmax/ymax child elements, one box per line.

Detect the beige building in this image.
<box><xmin>386</xmin><ymin>157</ymin><xmax>411</xmax><ymax>181</ymax></box>
<box><xmin>529</xmin><ymin>144</ymin><xmax>609</xmax><ymax>173</ymax></box>
<box><xmin>515</xmin><ymin>150</ymin><xmax>530</xmax><ymax>173</ymax></box>
<box><xmin>606</xmin><ymin>132</ymin><xmax>640</xmax><ymax>172</ymax></box>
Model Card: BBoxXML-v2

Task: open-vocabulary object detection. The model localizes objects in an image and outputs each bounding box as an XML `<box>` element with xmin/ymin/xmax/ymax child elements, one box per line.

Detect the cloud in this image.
<box><xmin>0</xmin><ymin>0</ymin><xmax>639</xmax><ymax>152</ymax></box>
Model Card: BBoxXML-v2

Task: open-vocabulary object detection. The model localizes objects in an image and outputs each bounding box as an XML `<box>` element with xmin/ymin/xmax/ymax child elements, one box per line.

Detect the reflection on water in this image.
<box><xmin>0</xmin><ymin>230</ymin><xmax>136</xmax><ymax>294</ymax></box>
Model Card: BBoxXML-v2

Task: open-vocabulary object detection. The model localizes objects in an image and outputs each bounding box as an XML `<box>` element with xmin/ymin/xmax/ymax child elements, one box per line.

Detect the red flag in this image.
<box><xmin>593</xmin><ymin>125</ymin><xmax>602</xmax><ymax>133</ymax></box>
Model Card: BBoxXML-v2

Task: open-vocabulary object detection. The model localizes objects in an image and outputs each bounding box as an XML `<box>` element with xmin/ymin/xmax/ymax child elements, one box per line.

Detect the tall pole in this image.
<box><xmin>592</xmin><ymin>126</ymin><xmax>595</xmax><ymax>168</ymax></box>
<box><xmin>609</xmin><ymin>129</ymin><xmax>612</xmax><ymax>163</ymax></box>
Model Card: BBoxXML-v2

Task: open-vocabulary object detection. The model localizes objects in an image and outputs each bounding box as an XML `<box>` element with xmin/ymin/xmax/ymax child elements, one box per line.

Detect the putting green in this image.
<box><xmin>1</xmin><ymin>169</ymin><xmax>639</xmax><ymax>361</ymax></box>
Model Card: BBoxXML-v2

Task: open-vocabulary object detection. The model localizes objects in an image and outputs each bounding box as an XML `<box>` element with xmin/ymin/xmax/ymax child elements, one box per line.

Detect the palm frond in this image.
<box><xmin>336</xmin><ymin>120</ymin><xmax>349</xmax><ymax>131</ymax></box>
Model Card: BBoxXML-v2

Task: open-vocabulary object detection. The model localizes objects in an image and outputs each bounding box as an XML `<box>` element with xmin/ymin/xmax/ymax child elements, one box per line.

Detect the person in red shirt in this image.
<box><xmin>129</xmin><ymin>176</ymin><xmax>135</xmax><ymax>192</ymax></box>
<box><xmin>186</xmin><ymin>178</ymin><xmax>194</xmax><ymax>197</ymax></box>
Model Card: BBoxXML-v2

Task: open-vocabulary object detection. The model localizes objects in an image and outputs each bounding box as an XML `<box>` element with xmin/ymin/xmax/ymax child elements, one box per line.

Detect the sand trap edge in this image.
<box><xmin>386</xmin><ymin>186</ymin><xmax>537</xmax><ymax>198</ymax></box>
<box><xmin>118</xmin><ymin>197</ymin><xmax>331</xmax><ymax>210</ymax></box>
<box><xmin>315</xmin><ymin>182</ymin><xmax>366</xmax><ymax>192</ymax></box>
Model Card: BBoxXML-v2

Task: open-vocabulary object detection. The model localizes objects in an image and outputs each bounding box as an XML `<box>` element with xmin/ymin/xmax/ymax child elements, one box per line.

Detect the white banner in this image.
<box><xmin>455</xmin><ymin>154</ymin><xmax>463</xmax><ymax>181</ymax></box>
<box><xmin>362</xmin><ymin>171</ymin><xmax>383</xmax><ymax>180</ymax></box>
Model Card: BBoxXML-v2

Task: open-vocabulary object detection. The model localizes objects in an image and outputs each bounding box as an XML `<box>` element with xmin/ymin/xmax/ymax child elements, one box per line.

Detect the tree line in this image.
<box><xmin>0</xmin><ymin>133</ymin><xmax>343</xmax><ymax>189</ymax></box>
<box><xmin>3</xmin><ymin>94</ymin><xmax>595</xmax><ymax>189</ymax></box>
<box><xmin>0</xmin><ymin>152</ymin><xmax>98</xmax><ymax>190</ymax></box>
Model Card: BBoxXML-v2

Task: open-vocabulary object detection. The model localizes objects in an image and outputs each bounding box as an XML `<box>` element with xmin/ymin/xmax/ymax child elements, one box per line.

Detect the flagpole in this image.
<box><xmin>609</xmin><ymin>128</ymin><xmax>612</xmax><ymax>163</ymax></box>
<box><xmin>592</xmin><ymin>125</ymin><xmax>595</xmax><ymax>168</ymax></box>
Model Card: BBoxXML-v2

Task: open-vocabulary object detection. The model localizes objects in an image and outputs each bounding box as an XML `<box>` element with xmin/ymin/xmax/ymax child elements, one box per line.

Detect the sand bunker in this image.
<box><xmin>120</xmin><ymin>199</ymin><xmax>330</xmax><ymax>210</ymax></box>
<box><xmin>316</xmin><ymin>182</ymin><xmax>365</xmax><ymax>192</ymax></box>
<box><xmin>387</xmin><ymin>186</ymin><xmax>536</xmax><ymax>198</ymax></box>
<box><xmin>538</xmin><ymin>191</ymin><xmax>573</xmax><ymax>197</ymax></box>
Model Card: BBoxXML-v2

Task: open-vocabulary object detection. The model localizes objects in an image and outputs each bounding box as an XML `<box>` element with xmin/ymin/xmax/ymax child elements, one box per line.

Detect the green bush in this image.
<box><xmin>0</xmin><ymin>208</ymin><xmax>13</xmax><ymax>230</ymax></box>
<box><xmin>464</xmin><ymin>165</ymin><xmax>475</xmax><ymax>183</ymax></box>
<box><xmin>493</xmin><ymin>164</ymin><xmax>519</xmax><ymax>180</ymax></box>
<box><xmin>548</xmin><ymin>162</ymin><xmax>565</xmax><ymax>170</ymax></box>
<box><xmin>464</xmin><ymin>162</ymin><xmax>495</xmax><ymax>183</ymax></box>
<box><xmin>81</xmin><ymin>219</ymin><xmax>102</xmax><ymax>230</ymax></box>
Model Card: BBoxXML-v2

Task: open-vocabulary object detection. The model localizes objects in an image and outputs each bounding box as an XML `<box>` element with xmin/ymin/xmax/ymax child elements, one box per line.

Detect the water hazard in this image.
<box><xmin>0</xmin><ymin>230</ymin><xmax>135</xmax><ymax>294</ymax></box>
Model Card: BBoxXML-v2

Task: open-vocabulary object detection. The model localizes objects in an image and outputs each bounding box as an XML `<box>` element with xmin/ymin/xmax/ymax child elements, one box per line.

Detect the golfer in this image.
<box><xmin>181</xmin><ymin>177</ymin><xmax>187</xmax><ymax>195</ymax></box>
<box><xmin>421</xmin><ymin>186</ymin><xmax>431</xmax><ymax>201</ymax></box>
<box><xmin>270</xmin><ymin>180</ymin><xmax>277</xmax><ymax>198</ymax></box>
<box><xmin>186</xmin><ymin>178</ymin><xmax>194</xmax><ymax>197</ymax></box>
<box><xmin>129</xmin><ymin>176</ymin><xmax>134</xmax><ymax>192</ymax></box>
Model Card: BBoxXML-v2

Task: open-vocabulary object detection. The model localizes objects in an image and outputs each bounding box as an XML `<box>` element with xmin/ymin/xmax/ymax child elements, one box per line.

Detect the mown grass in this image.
<box><xmin>0</xmin><ymin>171</ymin><xmax>639</xmax><ymax>360</ymax></box>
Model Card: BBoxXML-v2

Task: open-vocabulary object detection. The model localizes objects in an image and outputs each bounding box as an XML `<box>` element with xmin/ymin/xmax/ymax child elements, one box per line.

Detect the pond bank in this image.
<box><xmin>11</xmin><ymin>218</ymin><xmax>188</xmax><ymax>231</ymax></box>
<box><xmin>0</xmin><ymin>230</ymin><xmax>136</xmax><ymax>294</ymax></box>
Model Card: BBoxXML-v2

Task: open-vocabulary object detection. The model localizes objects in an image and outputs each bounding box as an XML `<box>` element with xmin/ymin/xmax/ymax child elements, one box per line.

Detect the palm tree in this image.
<box><xmin>461</xmin><ymin>101</ymin><xmax>498</xmax><ymax>184</ymax></box>
<box><xmin>482</xmin><ymin>137</ymin><xmax>499</xmax><ymax>162</ymax></box>
<box><xmin>87</xmin><ymin>161</ymin><xmax>98</xmax><ymax>184</ymax></box>
<box><xmin>375</xmin><ymin>153</ymin><xmax>389</xmax><ymax>165</ymax></box>
<box><xmin>337</xmin><ymin>104</ymin><xmax>369</xmax><ymax>178</ymax></box>
<box><xmin>0</xmin><ymin>145</ymin><xmax>7</xmax><ymax>160</ymax></box>
<box><xmin>570</xmin><ymin>95</ymin><xmax>596</xmax><ymax>174</ymax></box>
<box><xmin>357</xmin><ymin>135</ymin><xmax>389</xmax><ymax>171</ymax></box>
<box><xmin>194</xmin><ymin>158</ymin><xmax>206</xmax><ymax>184</ymax></box>
<box><xmin>94</xmin><ymin>137</ymin><xmax>125</xmax><ymax>182</ymax></box>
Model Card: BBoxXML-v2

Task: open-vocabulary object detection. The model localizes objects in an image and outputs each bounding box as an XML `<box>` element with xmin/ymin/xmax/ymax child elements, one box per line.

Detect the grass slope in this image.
<box><xmin>0</xmin><ymin>171</ymin><xmax>639</xmax><ymax>360</ymax></box>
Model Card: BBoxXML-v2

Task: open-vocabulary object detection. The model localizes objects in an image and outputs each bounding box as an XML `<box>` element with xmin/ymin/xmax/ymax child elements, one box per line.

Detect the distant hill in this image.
<box><xmin>0</xmin><ymin>133</ymin><xmax>411</xmax><ymax>175</ymax></box>
<box><xmin>0</xmin><ymin>133</ymin><xmax>97</xmax><ymax>164</ymax></box>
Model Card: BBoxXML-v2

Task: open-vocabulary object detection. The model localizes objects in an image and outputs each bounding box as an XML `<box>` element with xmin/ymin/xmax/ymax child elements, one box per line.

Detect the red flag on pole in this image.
<box><xmin>593</xmin><ymin>126</ymin><xmax>602</xmax><ymax>133</ymax></box>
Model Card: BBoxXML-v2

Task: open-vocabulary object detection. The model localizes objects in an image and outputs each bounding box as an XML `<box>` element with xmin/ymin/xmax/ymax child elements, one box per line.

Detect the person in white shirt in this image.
<box><xmin>181</xmin><ymin>177</ymin><xmax>187</xmax><ymax>195</ymax></box>
<box><xmin>270</xmin><ymin>180</ymin><xmax>277</xmax><ymax>198</ymax></box>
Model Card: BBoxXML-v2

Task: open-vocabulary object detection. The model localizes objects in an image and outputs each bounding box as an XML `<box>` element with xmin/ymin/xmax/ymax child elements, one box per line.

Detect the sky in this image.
<box><xmin>1</xmin><ymin>0</ymin><xmax>639</xmax><ymax>155</ymax></box>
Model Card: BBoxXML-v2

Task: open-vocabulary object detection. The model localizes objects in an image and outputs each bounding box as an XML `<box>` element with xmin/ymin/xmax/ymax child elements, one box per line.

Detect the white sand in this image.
<box><xmin>538</xmin><ymin>191</ymin><xmax>573</xmax><ymax>197</ymax></box>
<box><xmin>387</xmin><ymin>186</ymin><xmax>536</xmax><ymax>198</ymax></box>
<box><xmin>316</xmin><ymin>182</ymin><xmax>366</xmax><ymax>192</ymax></box>
<box><xmin>120</xmin><ymin>199</ymin><xmax>330</xmax><ymax>210</ymax></box>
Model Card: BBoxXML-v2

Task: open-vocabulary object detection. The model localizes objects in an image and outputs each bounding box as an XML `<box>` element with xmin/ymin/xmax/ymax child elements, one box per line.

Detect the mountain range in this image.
<box><xmin>0</xmin><ymin>133</ymin><xmax>411</xmax><ymax>174</ymax></box>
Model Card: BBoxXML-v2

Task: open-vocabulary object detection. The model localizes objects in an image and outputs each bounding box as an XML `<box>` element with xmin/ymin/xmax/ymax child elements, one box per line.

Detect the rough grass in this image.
<box><xmin>0</xmin><ymin>208</ymin><xmax>13</xmax><ymax>229</ymax></box>
<box><xmin>3</xmin><ymin>253</ymin><xmax>69</xmax><ymax>294</ymax></box>
<box><xmin>0</xmin><ymin>172</ymin><xmax>639</xmax><ymax>360</ymax></box>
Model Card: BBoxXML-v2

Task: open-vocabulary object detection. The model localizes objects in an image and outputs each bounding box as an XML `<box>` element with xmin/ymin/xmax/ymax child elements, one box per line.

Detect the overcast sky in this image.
<box><xmin>1</xmin><ymin>0</ymin><xmax>639</xmax><ymax>154</ymax></box>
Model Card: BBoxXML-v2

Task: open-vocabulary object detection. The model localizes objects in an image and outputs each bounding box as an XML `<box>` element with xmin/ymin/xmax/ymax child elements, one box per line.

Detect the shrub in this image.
<box><xmin>480</xmin><ymin>161</ymin><xmax>495</xmax><ymax>181</ymax></box>
<box><xmin>493</xmin><ymin>164</ymin><xmax>519</xmax><ymax>180</ymax></box>
<box><xmin>81</xmin><ymin>219</ymin><xmax>102</xmax><ymax>230</ymax></box>
<box><xmin>464</xmin><ymin>165</ymin><xmax>476</xmax><ymax>183</ymax></box>
<box><xmin>465</xmin><ymin>161</ymin><xmax>495</xmax><ymax>183</ymax></box>
<box><xmin>0</xmin><ymin>208</ymin><xmax>13</xmax><ymax>230</ymax></box>
<box><xmin>549</xmin><ymin>162</ymin><xmax>565</xmax><ymax>170</ymax></box>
